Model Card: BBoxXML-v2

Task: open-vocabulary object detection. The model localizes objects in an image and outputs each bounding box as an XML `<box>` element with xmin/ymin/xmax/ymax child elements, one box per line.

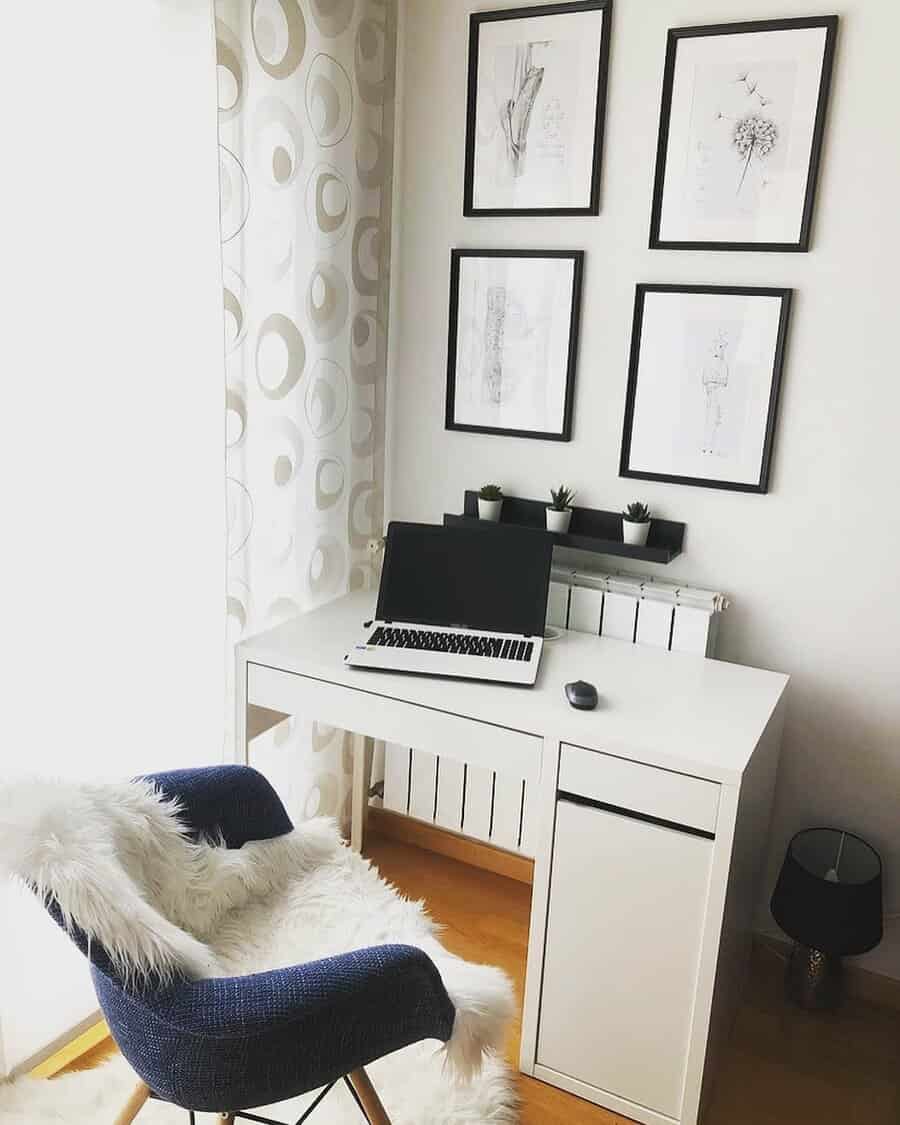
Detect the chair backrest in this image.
<box><xmin>145</xmin><ymin>765</ymin><xmax>294</xmax><ymax>846</ymax></box>
<box><xmin>0</xmin><ymin>766</ymin><xmax>294</xmax><ymax>984</ymax></box>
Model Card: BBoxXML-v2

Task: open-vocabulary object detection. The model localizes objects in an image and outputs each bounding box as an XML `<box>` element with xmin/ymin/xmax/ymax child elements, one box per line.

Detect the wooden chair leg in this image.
<box><xmin>217</xmin><ymin>1115</ymin><xmax>235</xmax><ymax>1124</ymax></box>
<box><xmin>114</xmin><ymin>1080</ymin><xmax>150</xmax><ymax>1125</ymax></box>
<box><xmin>347</xmin><ymin>1067</ymin><xmax>393</xmax><ymax>1125</ymax></box>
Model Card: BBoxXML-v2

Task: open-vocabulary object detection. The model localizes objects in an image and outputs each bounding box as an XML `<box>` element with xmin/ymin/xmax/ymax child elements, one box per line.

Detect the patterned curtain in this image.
<box><xmin>217</xmin><ymin>0</ymin><xmax>396</xmax><ymax>830</ymax></box>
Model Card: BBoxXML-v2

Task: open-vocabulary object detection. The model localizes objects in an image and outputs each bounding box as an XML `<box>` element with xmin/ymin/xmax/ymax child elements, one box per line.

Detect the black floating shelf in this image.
<box><xmin>444</xmin><ymin>491</ymin><xmax>684</xmax><ymax>565</ymax></box>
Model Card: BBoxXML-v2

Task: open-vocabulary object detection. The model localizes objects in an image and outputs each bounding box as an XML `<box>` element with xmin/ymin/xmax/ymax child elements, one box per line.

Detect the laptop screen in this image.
<box><xmin>376</xmin><ymin>522</ymin><xmax>553</xmax><ymax>637</ymax></box>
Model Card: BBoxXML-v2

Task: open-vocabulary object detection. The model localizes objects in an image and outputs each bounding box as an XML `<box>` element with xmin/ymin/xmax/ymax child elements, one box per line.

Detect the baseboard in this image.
<box><xmin>753</xmin><ymin>934</ymin><xmax>900</xmax><ymax>1013</ymax></box>
<box><xmin>367</xmin><ymin>806</ymin><xmax>535</xmax><ymax>885</ymax></box>
<box><xmin>27</xmin><ymin>1018</ymin><xmax>111</xmax><ymax>1079</ymax></box>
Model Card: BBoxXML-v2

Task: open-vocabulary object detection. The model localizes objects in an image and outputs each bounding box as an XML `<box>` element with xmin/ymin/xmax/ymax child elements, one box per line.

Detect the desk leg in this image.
<box><xmin>234</xmin><ymin>650</ymin><xmax>249</xmax><ymax>766</ymax></box>
<box><xmin>363</xmin><ymin>738</ymin><xmax>375</xmax><ymax>837</ymax></box>
<box><xmin>519</xmin><ymin>736</ymin><xmax>562</xmax><ymax>1075</ymax></box>
<box><xmin>351</xmin><ymin>735</ymin><xmax>375</xmax><ymax>852</ymax></box>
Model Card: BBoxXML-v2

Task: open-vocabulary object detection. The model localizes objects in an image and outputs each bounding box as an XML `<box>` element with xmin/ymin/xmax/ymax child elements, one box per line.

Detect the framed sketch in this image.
<box><xmin>446</xmin><ymin>249</ymin><xmax>584</xmax><ymax>441</ymax></box>
<box><xmin>620</xmin><ymin>285</ymin><xmax>793</xmax><ymax>493</ymax></box>
<box><xmin>463</xmin><ymin>1</ymin><xmax>612</xmax><ymax>217</ymax></box>
<box><xmin>649</xmin><ymin>16</ymin><xmax>838</xmax><ymax>251</ymax></box>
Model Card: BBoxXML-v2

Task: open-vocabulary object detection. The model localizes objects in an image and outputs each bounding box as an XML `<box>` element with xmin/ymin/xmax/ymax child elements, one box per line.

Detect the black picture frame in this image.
<box><xmin>649</xmin><ymin>16</ymin><xmax>838</xmax><ymax>252</ymax></box>
<box><xmin>619</xmin><ymin>284</ymin><xmax>793</xmax><ymax>493</ymax></box>
<box><xmin>463</xmin><ymin>1</ymin><xmax>613</xmax><ymax>218</ymax></box>
<box><xmin>445</xmin><ymin>248</ymin><xmax>584</xmax><ymax>442</ymax></box>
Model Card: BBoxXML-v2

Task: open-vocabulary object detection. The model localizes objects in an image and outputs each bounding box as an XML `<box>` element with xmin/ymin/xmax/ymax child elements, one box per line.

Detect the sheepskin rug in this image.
<box><xmin>0</xmin><ymin>1047</ymin><xmax>516</xmax><ymax>1125</ymax></box>
<box><xmin>0</xmin><ymin>804</ymin><xmax>518</xmax><ymax>1124</ymax></box>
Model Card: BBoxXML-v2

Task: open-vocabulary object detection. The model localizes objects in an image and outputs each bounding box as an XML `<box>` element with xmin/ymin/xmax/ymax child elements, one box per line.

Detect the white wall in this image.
<box><xmin>0</xmin><ymin>0</ymin><xmax>225</xmax><ymax>1072</ymax></box>
<box><xmin>388</xmin><ymin>0</ymin><xmax>900</xmax><ymax>976</ymax></box>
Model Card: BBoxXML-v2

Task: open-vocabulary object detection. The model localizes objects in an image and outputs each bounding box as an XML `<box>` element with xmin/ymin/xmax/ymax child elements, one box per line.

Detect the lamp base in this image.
<box><xmin>785</xmin><ymin>944</ymin><xmax>842</xmax><ymax>1010</ymax></box>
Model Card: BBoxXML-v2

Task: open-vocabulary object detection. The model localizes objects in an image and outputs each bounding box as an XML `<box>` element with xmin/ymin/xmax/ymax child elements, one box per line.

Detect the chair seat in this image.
<box><xmin>95</xmin><ymin>943</ymin><xmax>454</xmax><ymax>1111</ymax></box>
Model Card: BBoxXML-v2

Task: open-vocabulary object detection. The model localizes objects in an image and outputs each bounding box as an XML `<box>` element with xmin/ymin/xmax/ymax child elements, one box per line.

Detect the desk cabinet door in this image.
<box><xmin>536</xmin><ymin>797</ymin><xmax>713</xmax><ymax>1121</ymax></box>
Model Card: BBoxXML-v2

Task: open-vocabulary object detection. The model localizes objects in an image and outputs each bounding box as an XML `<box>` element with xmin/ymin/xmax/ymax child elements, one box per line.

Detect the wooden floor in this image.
<box><xmin>364</xmin><ymin>835</ymin><xmax>900</xmax><ymax>1125</ymax></box>
<box><xmin>52</xmin><ymin>833</ymin><xmax>898</xmax><ymax>1124</ymax></box>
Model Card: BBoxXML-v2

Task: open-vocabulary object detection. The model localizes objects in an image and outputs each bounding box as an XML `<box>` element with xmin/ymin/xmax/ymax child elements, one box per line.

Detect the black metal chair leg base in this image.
<box><xmin>177</xmin><ymin>1070</ymin><xmax>384</xmax><ymax>1125</ymax></box>
<box><xmin>182</xmin><ymin>1076</ymin><xmax>357</xmax><ymax>1125</ymax></box>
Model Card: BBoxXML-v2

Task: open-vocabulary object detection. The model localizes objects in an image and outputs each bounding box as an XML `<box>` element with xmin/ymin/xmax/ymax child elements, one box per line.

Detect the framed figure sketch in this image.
<box><xmin>620</xmin><ymin>285</ymin><xmax>793</xmax><ymax>493</ymax></box>
<box><xmin>649</xmin><ymin>16</ymin><xmax>838</xmax><ymax>251</ymax></box>
<box><xmin>446</xmin><ymin>249</ymin><xmax>584</xmax><ymax>441</ymax></box>
<box><xmin>463</xmin><ymin>1</ymin><xmax>613</xmax><ymax>217</ymax></box>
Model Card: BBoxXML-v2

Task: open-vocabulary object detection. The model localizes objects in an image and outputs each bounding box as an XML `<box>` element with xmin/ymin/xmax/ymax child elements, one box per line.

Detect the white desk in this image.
<box><xmin>236</xmin><ymin>589</ymin><xmax>789</xmax><ymax>1125</ymax></box>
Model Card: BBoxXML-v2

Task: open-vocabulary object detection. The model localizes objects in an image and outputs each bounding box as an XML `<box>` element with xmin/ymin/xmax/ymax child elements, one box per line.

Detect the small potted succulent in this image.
<box><xmin>546</xmin><ymin>485</ymin><xmax>575</xmax><ymax>534</ymax></box>
<box><xmin>622</xmin><ymin>501</ymin><xmax>651</xmax><ymax>546</ymax></box>
<box><xmin>477</xmin><ymin>483</ymin><xmax>504</xmax><ymax>522</ymax></box>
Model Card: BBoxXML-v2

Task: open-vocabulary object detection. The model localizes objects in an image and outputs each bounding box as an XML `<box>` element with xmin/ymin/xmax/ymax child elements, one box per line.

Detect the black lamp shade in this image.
<box><xmin>771</xmin><ymin>829</ymin><xmax>883</xmax><ymax>956</ymax></box>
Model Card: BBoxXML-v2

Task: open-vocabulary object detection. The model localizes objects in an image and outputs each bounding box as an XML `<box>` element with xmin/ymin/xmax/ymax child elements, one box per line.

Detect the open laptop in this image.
<box><xmin>344</xmin><ymin>521</ymin><xmax>553</xmax><ymax>685</ymax></box>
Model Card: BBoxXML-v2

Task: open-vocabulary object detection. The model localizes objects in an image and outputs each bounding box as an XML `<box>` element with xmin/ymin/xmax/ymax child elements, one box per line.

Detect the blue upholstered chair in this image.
<box><xmin>45</xmin><ymin>766</ymin><xmax>457</xmax><ymax>1125</ymax></box>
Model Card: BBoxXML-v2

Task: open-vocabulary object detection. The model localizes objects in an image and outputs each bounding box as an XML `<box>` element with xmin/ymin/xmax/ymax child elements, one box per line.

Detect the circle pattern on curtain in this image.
<box><xmin>216</xmin><ymin>0</ymin><xmax>396</xmax><ymax>830</ymax></box>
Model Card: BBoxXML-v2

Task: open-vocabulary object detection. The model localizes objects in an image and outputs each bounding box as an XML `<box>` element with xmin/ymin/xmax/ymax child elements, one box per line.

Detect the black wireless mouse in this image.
<box><xmin>565</xmin><ymin>680</ymin><xmax>598</xmax><ymax>711</ymax></box>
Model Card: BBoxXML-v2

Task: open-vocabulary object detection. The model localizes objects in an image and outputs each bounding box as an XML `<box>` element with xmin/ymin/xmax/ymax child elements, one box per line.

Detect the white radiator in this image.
<box><xmin>372</xmin><ymin>567</ymin><xmax>728</xmax><ymax>858</ymax></box>
<box><xmin>546</xmin><ymin>566</ymin><xmax>726</xmax><ymax>656</ymax></box>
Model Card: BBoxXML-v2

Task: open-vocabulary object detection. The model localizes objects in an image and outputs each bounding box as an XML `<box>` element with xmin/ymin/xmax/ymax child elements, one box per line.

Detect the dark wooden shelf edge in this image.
<box><xmin>443</xmin><ymin>514</ymin><xmax>681</xmax><ymax>565</ymax></box>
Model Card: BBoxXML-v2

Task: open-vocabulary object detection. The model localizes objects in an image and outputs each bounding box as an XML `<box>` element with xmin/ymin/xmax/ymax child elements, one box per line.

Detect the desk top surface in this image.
<box><xmin>239</xmin><ymin>590</ymin><xmax>789</xmax><ymax>784</ymax></box>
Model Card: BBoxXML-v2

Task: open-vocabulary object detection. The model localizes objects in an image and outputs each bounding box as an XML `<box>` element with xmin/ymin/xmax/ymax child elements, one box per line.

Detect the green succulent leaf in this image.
<box><xmin>623</xmin><ymin>501</ymin><xmax>651</xmax><ymax>523</ymax></box>
<box><xmin>549</xmin><ymin>484</ymin><xmax>575</xmax><ymax>511</ymax></box>
<box><xmin>478</xmin><ymin>483</ymin><xmax>504</xmax><ymax>501</ymax></box>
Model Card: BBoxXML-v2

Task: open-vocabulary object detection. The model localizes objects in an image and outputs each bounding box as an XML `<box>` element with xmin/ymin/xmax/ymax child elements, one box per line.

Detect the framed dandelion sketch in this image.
<box><xmin>649</xmin><ymin>17</ymin><xmax>838</xmax><ymax>251</ymax></box>
<box><xmin>463</xmin><ymin>1</ymin><xmax>612</xmax><ymax>217</ymax></box>
<box><xmin>445</xmin><ymin>249</ymin><xmax>584</xmax><ymax>441</ymax></box>
<box><xmin>620</xmin><ymin>285</ymin><xmax>793</xmax><ymax>493</ymax></box>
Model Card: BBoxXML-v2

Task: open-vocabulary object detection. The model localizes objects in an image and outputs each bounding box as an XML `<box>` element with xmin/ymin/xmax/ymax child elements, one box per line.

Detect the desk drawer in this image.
<box><xmin>559</xmin><ymin>744</ymin><xmax>719</xmax><ymax>836</ymax></box>
<box><xmin>247</xmin><ymin>662</ymin><xmax>542</xmax><ymax>784</ymax></box>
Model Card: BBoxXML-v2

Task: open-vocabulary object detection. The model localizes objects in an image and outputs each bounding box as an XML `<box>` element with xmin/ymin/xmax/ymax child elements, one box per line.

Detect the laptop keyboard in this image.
<box><xmin>368</xmin><ymin>626</ymin><xmax>534</xmax><ymax>662</ymax></box>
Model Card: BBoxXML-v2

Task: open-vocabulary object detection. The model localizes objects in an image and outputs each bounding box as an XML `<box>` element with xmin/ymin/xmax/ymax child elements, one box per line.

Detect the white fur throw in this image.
<box><xmin>0</xmin><ymin>776</ymin><xmax>515</xmax><ymax>1081</ymax></box>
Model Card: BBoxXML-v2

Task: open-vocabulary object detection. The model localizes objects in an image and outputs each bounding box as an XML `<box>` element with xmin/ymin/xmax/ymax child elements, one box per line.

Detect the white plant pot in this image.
<box><xmin>478</xmin><ymin>497</ymin><xmax>503</xmax><ymax>522</ymax></box>
<box><xmin>623</xmin><ymin>520</ymin><xmax>650</xmax><ymax>547</ymax></box>
<box><xmin>546</xmin><ymin>507</ymin><xmax>572</xmax><ymax>534</ymax></box>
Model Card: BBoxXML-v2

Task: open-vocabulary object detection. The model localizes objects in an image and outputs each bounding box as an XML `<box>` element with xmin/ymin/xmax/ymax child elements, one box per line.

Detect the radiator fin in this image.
<box><xmin>635</xmin><ymin>598</ymin><xmax>675</xmax><ymax>649</ymax></box>
<box><xmin>601</xmin><ymin>592</ymin><xmax>638</xmax><ymax>642</ymax></box>
<box><xmin>491</xmin><ymin>774</ymin><xmax>524</xmax><ymax>851</ymax></box>
<box><xmin>382</xmin><ymin>744</ymin><xmax>410</xmax><ymax>813</ymax></box>
<box><xmin>435</xmin><ymin>757</ymin><xmax>465</xmax><ymax>831</ymax></box>
<box><xmin>409</xmin><ymin>750</ymin><xmax>438</xmax><ymax>821</ymax></box>
<box><xmin>462</xmin><ymin>764</ymin><xmax>493</xmax><ymax>842</ymax></box>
